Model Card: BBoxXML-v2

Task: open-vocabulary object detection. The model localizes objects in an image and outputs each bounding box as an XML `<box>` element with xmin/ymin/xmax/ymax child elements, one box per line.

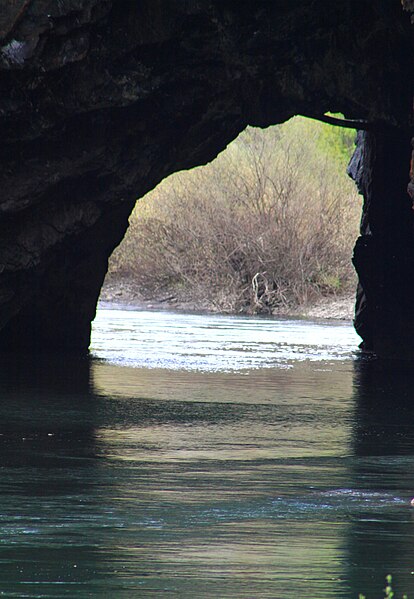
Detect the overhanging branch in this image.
<box><xmin>307</xmin><ymin>113</ymin><xmax>373</xmax><ymax>130</ymax></box>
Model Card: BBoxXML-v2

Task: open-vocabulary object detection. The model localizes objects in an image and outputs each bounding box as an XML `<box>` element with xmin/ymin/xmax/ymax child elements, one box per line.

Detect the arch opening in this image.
<box><xmin>102</xmin><ymin>116</ymin><xmax>362</xmax><ymax>320</ymax></box>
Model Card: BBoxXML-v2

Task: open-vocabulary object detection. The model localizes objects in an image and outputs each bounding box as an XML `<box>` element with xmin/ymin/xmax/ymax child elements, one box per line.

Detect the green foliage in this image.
<box><xmin>278</xmin><ymin>114</ymin><xmax>356</xmax><ymax>169</ymax></box>
<box><xmin>315</xmin><ymin>113</ymin><xmax>356</xmax><ymax>166</ymax></box>
<box><xmin>319</xmin><ymin>123</ymin><xmax>355</xmax><ymax>165</ymax></box>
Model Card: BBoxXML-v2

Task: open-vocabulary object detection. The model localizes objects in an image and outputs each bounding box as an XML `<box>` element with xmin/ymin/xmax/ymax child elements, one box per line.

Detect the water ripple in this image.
<box><xmin>91</xmin><ymin>308</ymin><xmax>359</xmax><ymax>372</ymax></box>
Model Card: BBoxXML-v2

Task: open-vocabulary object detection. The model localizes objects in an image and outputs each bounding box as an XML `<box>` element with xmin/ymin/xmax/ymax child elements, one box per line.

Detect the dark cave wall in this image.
<box><xmin>349</xmin><ymin>127</ymin><xmax>414</xmax><ymax>356</ymax></box>
<box><xmin>0</xmin><ymin>0</ymin><xmax>412</xmax><ymax>353</ymax></box>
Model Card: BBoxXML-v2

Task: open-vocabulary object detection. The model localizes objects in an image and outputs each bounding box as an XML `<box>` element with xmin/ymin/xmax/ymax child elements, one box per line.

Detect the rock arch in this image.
<box><xmin>0</xmin><ymin>0</ymin><xmax>412</xmax><ymax>355</ymax></box>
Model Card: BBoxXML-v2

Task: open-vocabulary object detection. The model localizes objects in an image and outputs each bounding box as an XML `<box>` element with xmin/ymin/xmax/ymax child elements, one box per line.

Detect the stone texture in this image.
<box><xmin>349</xmin><ymin>126</ymin><xmax>414</xmax><ymax>357</ymax></box>
<box><xmin>0</xmin><ymin>0</ymin><xmax>412</xmax><ymax>352</ymax></box>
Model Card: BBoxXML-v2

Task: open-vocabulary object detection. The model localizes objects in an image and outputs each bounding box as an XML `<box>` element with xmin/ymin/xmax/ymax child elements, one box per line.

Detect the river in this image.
<box><xmin>0</xmin><ymin>306</ymin><xmax>413</xmax><ymax>598</ymax></box>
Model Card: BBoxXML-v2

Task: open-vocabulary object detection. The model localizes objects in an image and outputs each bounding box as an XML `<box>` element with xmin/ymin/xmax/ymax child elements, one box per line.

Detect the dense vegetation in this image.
<box><xmin>107</xmin><ymin>116</ymin><xmax>361</xmax><ymax>313</ymax></box>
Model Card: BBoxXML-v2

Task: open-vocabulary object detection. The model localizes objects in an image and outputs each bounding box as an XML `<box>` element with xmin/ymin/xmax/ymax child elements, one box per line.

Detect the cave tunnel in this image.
<box><xmin>0</xmin><ymin>0</ymin><xmax>413</xmax><ymax>357</ymax></box>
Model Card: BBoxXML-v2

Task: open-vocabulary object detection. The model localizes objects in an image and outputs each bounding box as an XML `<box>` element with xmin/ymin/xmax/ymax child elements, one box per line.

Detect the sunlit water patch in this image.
<box><xmin>91</xmin><ymin>307</ymin><xmax>359</xmax><ymax>371</ymax></box>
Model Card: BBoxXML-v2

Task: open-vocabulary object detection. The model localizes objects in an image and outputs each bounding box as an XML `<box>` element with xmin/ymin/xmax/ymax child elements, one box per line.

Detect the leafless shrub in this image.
<box><xmin>108</xmin><ymin>118</ymin><xmax>361</xmax><ymax>313</ymax></box>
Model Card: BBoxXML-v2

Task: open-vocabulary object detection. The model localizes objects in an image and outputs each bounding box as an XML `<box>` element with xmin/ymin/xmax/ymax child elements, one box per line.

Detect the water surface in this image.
<box><xmin>0</xmin><ymin>308</ymin><xmax>413</xmax><ymax>598</ymax></box>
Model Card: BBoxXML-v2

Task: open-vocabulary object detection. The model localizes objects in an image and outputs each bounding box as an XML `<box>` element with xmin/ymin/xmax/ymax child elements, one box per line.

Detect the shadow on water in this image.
<box><xmin>0</xmin><ymin>354</ymin><xmax>115</xmax><ymax>597</ymax></box>
<box><xmin>0</xmin><ymin>352</ymin><xmax>97</xmax><ymax>457</ymax></box>
<box><xmin>3</xmin><ymin>345</ymin><xmax>414</xmax><ymax>597</ymax></box>
<box><xmin>348</xmin><ymin>357</ymin><xmax>414</xmax><ymax>597</ymax></box>
<box><xmin>0</xmin><ymin>353</ymin><xmax>238</xmax><ymax>597</ymax></box>
<box><xmin>0</xmin><ymin>353</ymin><xmax>250</xmax><ymax>598</ymax></box>
<box><xmin>353</xmin><ymin>356</ymin><xmax>414</xmax><ymax>456</ymax></box>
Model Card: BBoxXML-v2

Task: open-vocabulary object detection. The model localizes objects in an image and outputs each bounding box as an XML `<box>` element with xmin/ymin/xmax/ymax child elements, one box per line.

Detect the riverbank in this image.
<box><xmin>99</xmin><ymin>277</ymin><xmax>355</xmax><ymax>320</ymax></box>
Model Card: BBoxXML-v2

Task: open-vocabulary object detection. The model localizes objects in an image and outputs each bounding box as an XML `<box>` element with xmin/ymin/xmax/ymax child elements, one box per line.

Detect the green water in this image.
<box><xmin>0</xmin><ymin>309</ymin><xmax>412</xmax><ymax>598</ymax></box>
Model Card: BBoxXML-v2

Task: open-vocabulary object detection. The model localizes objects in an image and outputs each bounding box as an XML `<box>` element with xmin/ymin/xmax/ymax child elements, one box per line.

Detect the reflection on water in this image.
<box><xmin>0</xmin><ymin>310</ymin><xmax>413</xmax><ymax>597</ymax></box>
<box><xmin>349</xmin><ymin>360</ymin><xmax>414</xmax><ymax>596</ymax></box>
